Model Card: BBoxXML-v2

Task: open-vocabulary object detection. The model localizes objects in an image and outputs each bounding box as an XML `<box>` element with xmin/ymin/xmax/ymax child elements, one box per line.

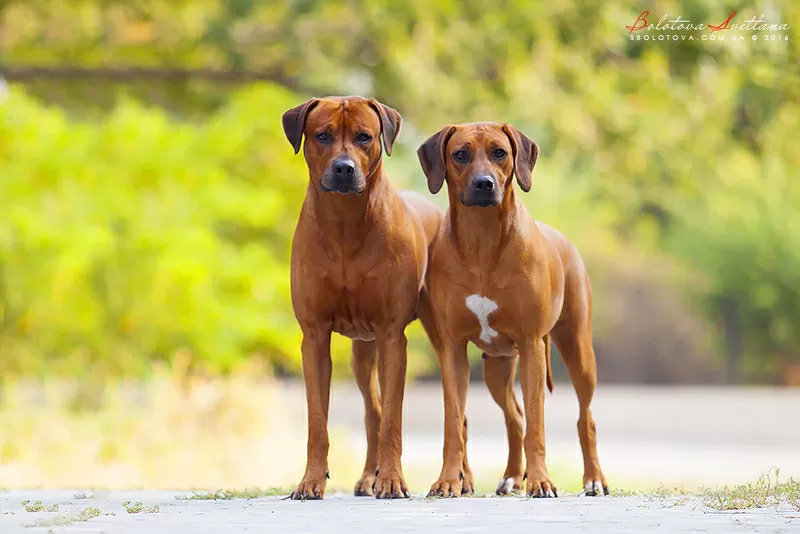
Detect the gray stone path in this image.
<box><xmin>1</xmin><ymin>491</ymin><xmax>799</xmax><ymax>533</ymax></box>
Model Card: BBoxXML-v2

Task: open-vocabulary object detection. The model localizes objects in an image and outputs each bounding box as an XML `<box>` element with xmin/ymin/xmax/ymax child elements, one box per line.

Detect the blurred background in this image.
<box><xmin>0</xmin><ymin>0</ymin><xmax>798</xmax><ymax>493</ymax></box>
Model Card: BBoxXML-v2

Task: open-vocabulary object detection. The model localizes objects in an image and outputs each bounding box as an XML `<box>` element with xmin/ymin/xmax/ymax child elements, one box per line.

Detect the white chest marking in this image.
<box><xmin>465</xmin><ymin>294</ymin><xmax>498</xmax><ymax>344</ymax></box>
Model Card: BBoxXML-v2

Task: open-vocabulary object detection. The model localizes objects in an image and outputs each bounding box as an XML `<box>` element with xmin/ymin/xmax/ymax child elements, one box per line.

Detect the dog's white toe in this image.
<box><xmin>495</xmin><ymin>477</ymin><xmax>516</xmax><ymax>495</ymax></box>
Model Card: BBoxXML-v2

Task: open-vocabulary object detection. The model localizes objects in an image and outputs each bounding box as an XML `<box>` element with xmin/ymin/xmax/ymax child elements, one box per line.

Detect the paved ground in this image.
<box><xmin>1</xmin><ymin>491</ymin><xmax>799</xmax><ymax>533</ymax></box>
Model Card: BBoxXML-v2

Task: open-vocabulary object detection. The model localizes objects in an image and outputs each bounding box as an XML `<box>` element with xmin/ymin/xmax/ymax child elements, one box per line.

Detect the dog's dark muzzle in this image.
<box><xmin>462</xmin><ymin>175</ymin><xmax>500</xmax><ymax>207</ymax></box>
<box><xmin>321</xmin><ymin>158</ymin><xmax>365</xmax><ymax>194</ymax></box>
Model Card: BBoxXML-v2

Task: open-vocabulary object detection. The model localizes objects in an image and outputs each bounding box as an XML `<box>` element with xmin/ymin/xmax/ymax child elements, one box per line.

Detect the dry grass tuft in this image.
<box><xmin>25</xmin><ymin>507</ymin><xmax>105</xmax><ymax>528</ymax></box>
<box><xmin>122</xmin><ymin>501</ymin><xmax>159</xmax><ymax>514</ymax></box>
<box><xmin>20</xmin><ymin>500</ymin><xmax>58</xmax><ymax>512</ymax></box>
<box><xmin>178</xmin><ymin>487</ymin><xmax>287</xmax><ymax>500</ymax></box>
<box><xmin>700</xmin><ymin>469</ymin><xmax>800</xmax><ymax>511</ymax></box>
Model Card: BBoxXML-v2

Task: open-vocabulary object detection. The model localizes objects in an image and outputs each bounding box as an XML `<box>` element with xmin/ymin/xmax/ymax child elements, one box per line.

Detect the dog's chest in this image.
<box><xmin>325</xmin><ymin>259</ymin><xmax>417</xmax><ymax>340</ymax></box>
<box><xmin>294</xmin><ymin>224</ymin><xmax>420</xmax><ymax>340</ymax></box>
<box><xmin>465</xmin><ymin>295</ymin><xmax>500</xmax><ymax>344</ymax></box>
<box><xmin>451</xmin><ymin>288</ymin><xmax>521</xmax><ymax>356</ymax></box>
<box><xmin>327</xmin><ymin>271</ymin><xmax>383</xmax><ymax>341</ymax></box>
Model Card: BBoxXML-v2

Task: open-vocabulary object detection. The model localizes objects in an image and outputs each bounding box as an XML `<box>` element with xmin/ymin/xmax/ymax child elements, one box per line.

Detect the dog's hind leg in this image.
<box><xmin>483</xmin><ymin>354</ymin><xmax>525</xmax><ymax>495</ymax></box>
<box><xmin>351</xmin><ymin>339</ymin><xmax>381</xmax><ymax>496</ymax></box>
<box><xmin>551</xmin><ymin>323</ymin><xmax>609</xmax><ymax>496</ymax></box>
<box><xmin>460</xmin><ymin>416</ymin><xmax>474</xmax><ymax>494</ymax></box>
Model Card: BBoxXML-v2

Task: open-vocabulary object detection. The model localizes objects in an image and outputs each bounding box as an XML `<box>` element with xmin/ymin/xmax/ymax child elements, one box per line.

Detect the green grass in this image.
<box><xmin>699</xmin><ymin>471</ymin><xmax>800</xmax><ymax>511</ymax></box>
<box><xmin>422</xmin><ymin>469</ymin><xmax>800</xmax><ymax>511</ymax></box>
<box><xmin>20</xmin><ymin>500</ymin><xmax>58</xmax><ymax>513</ymax></box>
<box><xmin>170</xmin><ymin>472</ymin><xmax>800</xmax><ymax>509</ymax></box>
<box><xmin>122</xmin><ymin>501</ymin><xmax>160</xmax><ymax>514</ymax></box>
<box><xmin>25</xmin><ymin>507</ymin><xmax>104</xmax><ymax>528</ymax></box>
<box><xmin>177</xmin><ymin>487</ymin><xmax>289</xmax><ymax>500</ymax></box>
<box><xmin>599</xmin><ymin>470</ymin><xmax>800</xmax><ymax>511</ymax></box>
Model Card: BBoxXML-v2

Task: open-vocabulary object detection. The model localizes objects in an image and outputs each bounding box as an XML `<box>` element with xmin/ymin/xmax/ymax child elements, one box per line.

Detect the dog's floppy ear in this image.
<box><xmin>502</xmin><ymin>124</ymin><xmax>539</xmax><ymax>192</ymax></box>
<box><xmin>282</xmin><ymin>99</ymin><xmax>319</xmax><ymax>154</ymax></box>
<box><xmin>369</xmin><ymin>100</ymin><xmax>402</xmax><ymax>156</ymax></box>
<box><xmin>417</xmin><ymin>125</ymin><xmax>456</xmax><ymax>194</ymax></box>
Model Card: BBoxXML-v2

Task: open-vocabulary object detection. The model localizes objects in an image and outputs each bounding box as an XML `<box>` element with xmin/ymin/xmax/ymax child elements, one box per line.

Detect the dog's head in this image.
<box><xmin>282</xmin><ymin>96</ymin><xmax>401</xmax><ymax>195</ymax></box>
<box><xmin>417</xmin><ymin>122</ymin><xmax>538</xmax><ymax>207</ymax></box>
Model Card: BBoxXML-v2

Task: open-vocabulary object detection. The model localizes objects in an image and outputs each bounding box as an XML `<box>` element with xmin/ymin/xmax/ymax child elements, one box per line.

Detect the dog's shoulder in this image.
<box><xmin>534</xmin><ymin>220</ymin><xmax>586</xmax><ymax>274</ymax></box>
<box><xmin>398</xmin><ymin>189</ymin><xmax>443</xmax><ymax>243</ymax></box>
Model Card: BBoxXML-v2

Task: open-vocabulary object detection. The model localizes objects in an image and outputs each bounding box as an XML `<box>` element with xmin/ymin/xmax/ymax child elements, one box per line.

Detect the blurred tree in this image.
<box><xmin>1</xmin><ymin>0</ymin><xmax>798</xmax><ymax>382</ymax></box>
<box><xmin>0</xmin><ymin>85</ymin><xmax>309</xmax><ymax>376</ymax></box>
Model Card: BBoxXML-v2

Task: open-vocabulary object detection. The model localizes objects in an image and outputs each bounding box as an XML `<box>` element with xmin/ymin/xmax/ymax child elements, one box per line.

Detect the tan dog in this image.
<box><xmin>282</xmin><ymin>96</ymin><xmax>445</xmax><ymax>499</ymax></box>
<box><xmin>418</xmin><ymin>122</ymin><xmax>608</xmax><ymax>498</ymax></box>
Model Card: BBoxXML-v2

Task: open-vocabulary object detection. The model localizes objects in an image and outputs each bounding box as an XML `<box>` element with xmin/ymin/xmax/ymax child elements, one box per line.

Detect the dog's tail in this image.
<box><xmin>544</xmin><ymin>334</ymin><xmax>553</xmax><ymax>393</ymax></box>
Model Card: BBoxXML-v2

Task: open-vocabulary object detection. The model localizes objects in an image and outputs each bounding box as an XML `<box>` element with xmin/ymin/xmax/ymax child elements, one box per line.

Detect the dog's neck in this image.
<box><xmin>305</xmin><ymin>162</ymin><xmax>393</xmax><ymax>248</ymax></box>
<box><xmin>447</xmin><ymin>185</ymin><xmax>523</xmax><ymax>263</ymax></box>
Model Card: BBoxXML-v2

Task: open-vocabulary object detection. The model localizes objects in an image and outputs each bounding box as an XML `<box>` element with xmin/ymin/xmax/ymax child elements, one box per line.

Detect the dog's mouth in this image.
<box><xmin>320</xmin><ymin>168</ymin><xmax>366</xmax><ymax>195</ymax></box>
<box><xmin>461</xmin><ymin>194</ymin><xmax>500</xmax><ymax>208</ymax></box>
<box><xmin>320</xmin><ymin>180</ymin><xmax>365</xmax><ymax>195</ymax></box>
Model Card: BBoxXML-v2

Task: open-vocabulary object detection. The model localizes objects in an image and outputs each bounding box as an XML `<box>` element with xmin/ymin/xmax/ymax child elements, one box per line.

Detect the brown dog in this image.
<box><xmin>282</xmin><ymin>96</ymin><xmax>445</xmax><ymax>500</ymax></box>
<box><xmin>418</xmin><ymin>122</ymin><xmax>608</xmax><ymax>498</ymax></box>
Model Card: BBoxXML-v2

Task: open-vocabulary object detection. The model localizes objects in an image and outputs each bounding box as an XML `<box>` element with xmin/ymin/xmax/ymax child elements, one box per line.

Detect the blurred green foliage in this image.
<box><xmin>1</xmin><ymin>0</ymin><xmax>799</xmax><ymax>382</ymax></box>
<box><xmin>0</xmin><ymin>85</ymin><xmax>309</xmax><ymax>376</ymax></box>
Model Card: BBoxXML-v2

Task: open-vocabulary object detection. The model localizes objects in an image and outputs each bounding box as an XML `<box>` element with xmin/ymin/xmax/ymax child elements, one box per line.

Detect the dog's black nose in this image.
<box><xmin>473</xmin><ymin>176</ymin><xmax>495</xmax><ymax>191</ymax></box>
<box><xmin>332</xmin><ymin>159</ymin><xmax>356</xmax><ymax>178</ymax></box>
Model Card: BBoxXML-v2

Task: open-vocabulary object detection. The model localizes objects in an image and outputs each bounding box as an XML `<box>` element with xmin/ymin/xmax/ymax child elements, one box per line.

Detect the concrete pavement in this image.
<box><xmin>1</xmin><ymin>490</ymin><xmax>799</xmax><ymax>533</ymax></box>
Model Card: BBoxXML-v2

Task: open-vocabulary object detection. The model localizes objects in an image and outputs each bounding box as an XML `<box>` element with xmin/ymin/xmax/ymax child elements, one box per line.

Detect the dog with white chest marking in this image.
<box><xmin>418</xmin><ymin>122</ymin><xmax>609</xmax><ymax>498</ymax></box>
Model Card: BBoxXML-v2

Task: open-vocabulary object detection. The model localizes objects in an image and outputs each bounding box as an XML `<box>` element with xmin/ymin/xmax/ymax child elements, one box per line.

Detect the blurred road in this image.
<box><xmin>2</xmin><ymin>491</ymin><xmax>798</xmax><ymax>533</ymax></box>
<box><xmin>280</xmin><ymin>382</ymin><xmax>800</xmax><ymax>488</ymax></box>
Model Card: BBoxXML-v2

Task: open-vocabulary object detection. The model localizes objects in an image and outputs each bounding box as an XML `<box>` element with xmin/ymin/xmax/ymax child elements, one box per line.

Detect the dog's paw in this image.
<box><xmin>373</xmin><ymin>470</ymin><xmax>409</xmax><ymax>500</ymax></box>
<box><xmin>584</xmin><ymin>480</ymin><xmax>609</xmax><ymax>497</ymax></box>
<box><xmin>353</xmin><ymin>471</ymin><xmax>376</xmax><ymax>497</ymax></box>
<box><xmin>495</xmin><ymin>474</ymin><xmax>524</xmax><ymax>495</ymax></box>
<box><xmin>428</xmin><ymin>476</ymin><xmax>463</xmax><ymax>498</ymax></box>
<box><xmin>525</xmin><ymin>468</ymin><xmax>558</xmax><ymax>498</ymax></box>
<box><xmin>290</xmin><ymin>472</ymin><xmax>328</xmax><ymax>500</ymax></box>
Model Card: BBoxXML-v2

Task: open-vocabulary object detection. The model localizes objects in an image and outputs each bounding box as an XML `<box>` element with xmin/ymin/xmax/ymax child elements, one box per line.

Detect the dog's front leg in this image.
<box><xmin>519</xmin><ymin>336</ymin><xmax>558</xmax><ymax>498</ymax></box>
<box><xmin>291</xmin><ymin>326</ymin><xmax>333</xmax><ymax>500</ymax></box>
<box><xmin>428</xmin><ymin>339</ymin><xmax>469</xmax><ymax>498</ymax></box>
<box><xmin>373</xmin><ymin>328</ymin><xmax>410</xmax><ymax>499</ymax></box>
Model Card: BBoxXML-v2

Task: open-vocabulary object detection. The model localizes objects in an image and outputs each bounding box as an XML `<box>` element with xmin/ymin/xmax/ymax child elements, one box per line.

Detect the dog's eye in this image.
<box><xmin>356</xmin><ymin>132</ymin><xmax>372</xmax><ymax>144</ymax></box>
<box><xmin>492</xmin><ymin>148</ymin><xmax>507</xmax><ymax>159</ymax></box>
<box><xmin>315</xmin><ymin>132</ymin><xmax>332</xmax><ymax>144</ymax></box>
<box><xmin>453</xmin><ymin>150</ymin><xmax>468</xmax><ymax>163</ymax></box>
